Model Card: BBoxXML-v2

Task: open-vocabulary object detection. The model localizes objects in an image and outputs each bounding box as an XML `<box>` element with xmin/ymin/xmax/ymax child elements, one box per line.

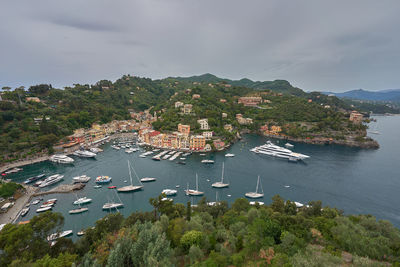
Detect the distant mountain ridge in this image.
<box><xmin>323</xmin><ymin>89</ymin><xmax>400</xmax><ymax>102</ymax></box>
<box><xmin>171</xmin><ymin>73</ymin><xmax>306</xmax><ymax>96</ymax></box>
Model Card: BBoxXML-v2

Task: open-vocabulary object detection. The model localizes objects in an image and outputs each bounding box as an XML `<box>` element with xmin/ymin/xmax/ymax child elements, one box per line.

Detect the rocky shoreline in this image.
<box><xmin>261</xmin><ymin>133</ymin><xmax>379</xmax><ymax>149</ymax></box>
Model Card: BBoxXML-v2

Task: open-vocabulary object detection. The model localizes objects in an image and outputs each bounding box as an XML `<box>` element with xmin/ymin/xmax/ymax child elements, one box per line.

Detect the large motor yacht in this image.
<box><xmin>250</xmin><ymin>141</ymin><xmax>309</xmax><ymax>160</ymax></box>
<box><xmin>73</xmin><ymin>150</ymin><xmax>96</xmax><ymax>158</ymax></box>
<box><xmin>49</xmin><ymin>154</ymin><xmax>74</xmax><ymax>164</ymax></box>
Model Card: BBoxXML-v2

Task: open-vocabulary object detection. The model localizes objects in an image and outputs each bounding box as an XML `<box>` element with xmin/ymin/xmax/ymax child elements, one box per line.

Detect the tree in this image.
<box><xmin>186</xmin><ymin>201</ymin><xmax>191</xmax><ymax>221</ymax></box>
<box><xmin>180</xmin><ymin>230</ymin><xmax>204</xmax><ymax>252</ymax></box>
<box><xmin>2</xmin><ymin>86</ymin><xmax>11</xmax><ymax>92</ymax></box>
<box><xmin>271</xmin><ymin>194</ymin><xmax>285</xmax><ymax>213</ymax></box>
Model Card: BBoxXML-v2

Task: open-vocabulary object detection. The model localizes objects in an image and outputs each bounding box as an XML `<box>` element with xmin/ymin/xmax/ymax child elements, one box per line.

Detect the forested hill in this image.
<box><xmin>171</xmin><ymin>73</ymin><xmax>306</xmax><ymax>96</ymax></box>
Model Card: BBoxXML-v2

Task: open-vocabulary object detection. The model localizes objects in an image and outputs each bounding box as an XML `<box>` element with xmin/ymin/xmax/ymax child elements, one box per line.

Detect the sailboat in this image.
<box><xmin>212</xmin><ymin>162</ymin><xmax>229</xmax><ymax>188</ymax></box>
<box><xmin>117</xmin><ymin>160</ymin><xmax>143</xmax><ymax>192</ymax></box>
<box><xmin>245</xmin><ymin>175</ymin><xmax>264</xmax><ymax>199</ymax></box>
<box><xmin>207</xmin><ymin>191</ymin><xmax>220</xmax><ymax>206</ymax></box>
<box><xmin>185</xmin><ymin>173</ymin><xmax>204</xmax><ymax>196</ymax></box>
<box><xmin>103</xmin><ymin>190</ymin><xmax>124</xmax><ymax>210</ymax></box>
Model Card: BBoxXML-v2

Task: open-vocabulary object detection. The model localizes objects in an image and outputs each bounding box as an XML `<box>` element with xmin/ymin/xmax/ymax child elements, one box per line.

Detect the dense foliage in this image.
<box><xmin>0</xmin><ymin>181</ymin><xmax>23</xmax><ymax>198</ymax></box>
<box><xmin>1</xmin><ymin>195</ymin><xmax>399</xmax><ymax>266</ymax></box>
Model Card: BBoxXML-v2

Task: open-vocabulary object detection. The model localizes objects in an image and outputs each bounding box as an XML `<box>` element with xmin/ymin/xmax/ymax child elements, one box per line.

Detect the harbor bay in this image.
<box><xmin>5</xmin><ymin>115</ymin><xmax>400</xmax><ymax>236</ymax></box>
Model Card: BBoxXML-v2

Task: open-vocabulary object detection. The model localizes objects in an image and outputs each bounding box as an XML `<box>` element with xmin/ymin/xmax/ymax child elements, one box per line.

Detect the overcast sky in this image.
<box><xmin>1</xmin><ymin>0</ymin><xmax>399</xmax><ymax>92</ymax></box>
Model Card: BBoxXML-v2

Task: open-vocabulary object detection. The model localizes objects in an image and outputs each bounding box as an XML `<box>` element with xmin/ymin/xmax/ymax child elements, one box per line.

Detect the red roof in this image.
<box><xmin>149</xmin><ymin>131</ymin><xmax>160</xmax><ymax>137</ymax></box>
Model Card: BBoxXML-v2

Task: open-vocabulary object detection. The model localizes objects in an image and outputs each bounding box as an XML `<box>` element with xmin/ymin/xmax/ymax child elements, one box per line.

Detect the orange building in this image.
<box><xmin>178</xmin><ymin>124</ymin><xmax>191</xmax><ymax>136</ymax></box>
<box><xmin>349</xmin><ymin>111</ymin><xmax>363</xmax><ymax>124</ymax></box>
<box><xmin>190</xmin><ymin>135</ymin><xmax>206</xmax><ymax>151</ymax></box>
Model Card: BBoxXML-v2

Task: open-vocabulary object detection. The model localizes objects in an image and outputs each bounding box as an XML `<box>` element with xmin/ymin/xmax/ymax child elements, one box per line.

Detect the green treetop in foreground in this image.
<box><xmin>1</xmin><ymin>195</ymin><xmax>399</xmax><ymax>266</ymax></box>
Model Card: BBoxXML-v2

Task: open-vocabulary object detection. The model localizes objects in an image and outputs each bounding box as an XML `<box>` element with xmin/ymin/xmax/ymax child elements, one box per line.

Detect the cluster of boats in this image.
<box><xmin>22</xmin><ymin>198</ymin><xmax>59</xmax><ymax>214</ymax></box>
<box><xmin>250</xmin><ymin>141</ymin><xmax>309</xmax><ymax>162</ymax></box>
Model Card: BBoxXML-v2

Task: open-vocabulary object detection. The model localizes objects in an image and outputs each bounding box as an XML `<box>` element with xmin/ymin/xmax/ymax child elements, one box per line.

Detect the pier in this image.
<box><xmin>33</xmin><ymin>183</ymin><xmax>86</xmax><ymax>197</ymax></box>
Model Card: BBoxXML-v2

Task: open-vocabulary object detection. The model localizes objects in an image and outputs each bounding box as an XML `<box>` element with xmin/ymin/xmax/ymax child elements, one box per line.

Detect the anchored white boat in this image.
<box><xmin>250</xmin><ymin>141</ymin><xmax>309</xmax><ymax>161</ymax></box>
<box><xmin>285</xmin><ymin>143</ymin><xmax>294</xmax><ymax>148</ymax></box>
<box><xmin>245</xmin><ymin>175</ymin><xmax>264</xmax><ymax>199</ymax></box>
<box><xmin>225</xmin><ymin>153</ymin><xmax>235</xmax><ymax>157</ymax></box>
<box><xmin>102</xmin><ymin>202</ymin><xmax>124</xmax><ymax>210</ymax></box>
<box><xmin>20</xmin><ymin>207</ymin><xmax>29</xmax><ymax>217</ymax></box>
<box><xmin>72</xmin><ymin>175</ymin><xmax>91</xmax><ymax>183</ymax></box>
<box><xmin>201</xmin><ymin>159</ymin><xmax>214</xmax><ymax>164</ymax></box>
<box><xmin>162</xmin><ymin>189</ymin><xmax>177</xmax><ymax>196</ymax></box>
<box><xmin>117</xmin><ymin>160</ymin><xmax>143</xmax><ymax>192</ymax></box>
<box><xmin>36</xmin><ymin>206</ymin><xmax>52</xmax><ymax>213</ymax></box>
<box><xmin>185</xmin><ymin>174</ymin><xmax>204</xmax><ymax>196</ymax></box>
<box><xmin>73</xmin><ymin>197</ymin><xmax>92</xmax><ymax>205</ymax></box>
<box><xmin>69</xmin><ymin>207</ymin><xmax>88</xmax><ymax>214</ymax></box>
<box><xmin>47</xmin><ymin>230</ymin><xmax>73</xmax><ymax>241</ymax></box>
<box><xmin>212</xmin><ymin>162</ymin><xmax>229</xmax><ymax>188</ymax></box>
<box><xmin>73</xmin><ymin>150</ymin><xmax>96</xmax><ymax>158</ymax></box>
<box><xmin>140</xmin><ymin>177</ymin><xmax>156</xmax><ymax>182</ymax></box>
<box><xmin>49</xmin><ymin>154</ymin><xmax>74</xmax><ymax>164</ymax></box>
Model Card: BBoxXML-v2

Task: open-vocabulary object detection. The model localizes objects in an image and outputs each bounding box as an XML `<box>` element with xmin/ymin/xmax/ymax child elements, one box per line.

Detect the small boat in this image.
<box><xmin>245</xmin><ymin>175</ymin><xmax>264</xmax><ymax>199</ymax></box>
<box><xmin>25</xmin><ymin>203</ymin><xmax>30</xmax><ymax>208</ymax></box>
<box><xmin>94</xmin><ymin>185</ymin><xmax>102</xmax><ymax>189</ymax></box>
<box><xmin>250</xmin><ymin>201</ymin><xmax>264</xmax><ymax>206</ymax></box>
<box><xmin>284</xmin><ymin>185</ymin><xmax>290</xmax><ymax>188</ymax></box>
<box><xmin>285</xmin><ymin>143</ymin><xmax>294</xmax><ymax>148</ymax></box>
<box><xmin>20</xmin><ymin>207</ymin><xmax>30</xmax><ymax>217</ymax></box>
<box><xmin>141</xmin><ymin>177</ymin><xmax>156</xmax><ymax>182</ymax></box>
<box><xmin>185</xmin><ymin>174</ymin><xmax>204</xmax><ymax>196</ymax></box>
<box><xmin>95</xmin><ymin>176</ymin><xmax>112</xmax><ymax>184</ymax></box>
<box><xmin>225</xmin><ymin>153</ymin><xmax>235</xmax><ymax>157</ymax></box>
<box><xmin>5</xmin><ymin>167</ymin><xmax>23</xmax><ymax>174</ymax></box>
<box><xmin>24</xmin><ymin>174</ymin><xmax>46</xmax><ymax>184</ymax></box>
<box><xmin>175</xmin><ymin>185</ymin><xmax>180</xmax><ymax>188</ymax></box>
<box><xmin>73</xmin><ymin>197</ymin><xmax>92</xmax><ymax>205</ymax></box>
<box><xmin>199</xmin><ymin>153</ymin><xmax>206</xmax><ymax>156</ymax></box>
<box><xmin>47</xmin><ymin>230</ymin><xmax>73</xmax><ymax>241</ymax></box>
<box><xmin>177</xmin><ymin>161</ymin><xmax>186</xmax><ymax>165</ymax></box>
<box><xmin>227</xmin><ymin>194</ymin><xmax>232</xmax><ymax>197</ymax></box>
<box><xmin>102</xmin><ymin>202</ymin><xmax>124</xmax><ymax>210</ymax></box>
<box><xmin>77</xmin><ymin>231</ymin><xmax>85</xmax><ymax>236</ymax></box>
<box><xmin>201</xmin><ymin>160</ymin><xmax>214</xmax><ymax>164</ymax></box>
<box><xmin>206</xmin><ymin>179</ymin><xmax>210</xmax><ymax>182</ymax></box>
<box><xmin>108</xmin><ymin>186</ymin><xmax>117</xmax><ymax>189</ymax></box>
<box><xmin>44</xmin><ymin>198</ymin><xmax>57</xmax><ymax>204</ymax></box>
<box><xmin>212</xmin><ymin>162</ymin><xmax>229</xmax><ymax>188</ymax></box>
<box><xmin>161</xmin><ymin>197</ymin><xmax>173</xmax><ymax>202</ymax></box>
<box><xmin>32</xmin><ymin>199</ymin><xmax>40</xmax><ymax>205</ymax></box>
<box><xmin>139</xmin><ymin>154</ymin><xmax>147</xmax><ymax>158</ymax></box>
<box><xmin>69</xmin><ymin>207</ymin><xmax>89</xmax><ymax>214</ymax></box>
<box><xmin>72</xmin><ymin>175</ymin><xmax>91</xmax><ymax>183</ymax></box>
<box><xmin>40</xmin><ymin>203</ymin><xmax>55</xmax><ymax>208</ymax></box>
<box><xmin>36</xmin><ymin>206</ymin><xmax>52</xmax><ymax>213</ymax></box>
<box><xmin>162</xmin><ymin>189</ymin><xmax>177</xmax><ymax>196</ymax></box>
<box><xmin>180</xmin><ymin>157</ymin><xmax>186</xmax><ymax>160</ymax></box>
<box><xmin>152</xmin><ymin>156</ymin><xmax>161</xmax><ymax>161</ymax></box>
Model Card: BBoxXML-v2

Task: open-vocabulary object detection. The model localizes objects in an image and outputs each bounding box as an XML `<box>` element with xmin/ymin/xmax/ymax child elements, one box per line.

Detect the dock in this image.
<box><xmin>33</xmin><ymin>183</ymin><xmax>86</xmax><ymax>197</ymax></box>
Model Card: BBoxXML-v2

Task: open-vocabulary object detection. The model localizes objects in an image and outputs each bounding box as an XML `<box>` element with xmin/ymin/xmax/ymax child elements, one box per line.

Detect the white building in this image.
<box><xmin>197</xmin><ymin>119</ymin><xmax>209</xmax><ymax>130</ymax></box>
<box><xmin>175</xmin><ymin>101</ymin><xmax>184</xmax><ymax>108</ymax></box>
<box><xmin>203</xmin><ymin>131</ymin><xmax>213</xmax><ymax>139</ymax></box>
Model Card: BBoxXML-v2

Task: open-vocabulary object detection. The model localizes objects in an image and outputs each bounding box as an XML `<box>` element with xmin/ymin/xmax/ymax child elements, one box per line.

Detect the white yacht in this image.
<box><xmin>162</xmin><ymin>189</ymin><xmax>177</xmax><ymax>196</ymax></box>
<box><xmin>102</xmin><ymin>202</ymin><xmax>124</xmax><ymax>210</ymax></box>
<box><xmin>47</xmin><ymin>230</ymin><xmax>73</xmax><ymax>241</ymax></box>
<box><xmin>185</xmin><ymin>174</ymin><xmax>204</xmax><ymax>196</ymax></box>
<box><xmin>73</xmin><ymin>197</ymin><xmax>92</xmax><ymax>205</ymax></box>
<box><xmin>39</xmin><ymin>174</ymin><xmax>64</xmax><ymax>188</ymax></box>
<box><xmin>141</xmin><ymin>177</ymin><xmax>156</xmax><ymax>182</ymax></box>
<box><xmin>72</xmin><ymin>175</ymin><xmax>91</xmax><ymax>183</ymax></box>
<box><xmin>225</xmin><ymin>153</ymin><xmax>235</xmax><ymax>157</ymax></box>
<box><xmin>73</xmin><ymin>150</ymin><xmax>96</xmax><ymax>158</ymax></box>
<box><xmin>36</xmin><ymin>206</ymin><xmax>52</xmax><ymax>213</ymax></box>
<box><xmin>212</xmin><ymin>162</ymin><xmax>229</xmax><ymax>188</ymax></box>
<box><xmin>69</xmin><ymin>207</ymin><xmax>88</xmax><ymax>214</ymax></box>
<box><xmin>117</xmin><ymin>160</ymin><xmax>143</xmax><ymax>192</ymax></box>
<box><xmin>201</xmin><ymin>159</ymin><xmax>214</xmax><ymax>164</ymax></box>
<box><xmin>49</xmin><ymin>155</ymin><xmax>74</xmax><ymax>164</ymax></box>
<box><xmin>250</xmin><ymin>141</ymin><xmax>309</xmax><ymax>160</ymax></box>
<box><xmin>245</xmin><ymin>175</ymin><xmax>264</xmax><ymax>199</ymax></box>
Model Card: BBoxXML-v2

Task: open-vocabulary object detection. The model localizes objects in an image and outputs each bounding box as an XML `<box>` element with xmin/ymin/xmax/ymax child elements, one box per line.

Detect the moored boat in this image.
<box><xmin>162</xmin><ymin>189</ymin><xmax>177</xmax><ymax>196</ymax></box>
<box><xmin>185</xmin><ymin>174</ymin><xmax>204</xmax><ymax>196</ymax></box>
<box><xmin>39</xmin><ymin>174</ymin><xmax>64</xmax><ymax>188</ymax></box>
<box><xmin>73</xmin><ymin>197</ymin><xmax>92</xmax><ymax>205</ymax></box>
<box><xmin>36</xmin><ymin>206</ymin><xmax>52</xmax><ymax>213</ymax></box>
<box><xmin>69</xmin><ymin>207</ymin><xmax>89</xmax><ymax>214</ymax></box>
<box><xmin>49</xmin><ymin>154</ymin><xmax>74</xmax><ymax>164</ymax></box>
<box><xmin>140</xmin><ymin>177</ymin><xmax>156</xmax><ymax>182</ymax></box>
<box><xmin>245</xmin><ymin>175</ymin><xmax>264</xmax><ymax>199</ymax></box>
<box><xmin>95</xmin><ymin>176</ymin><xmax>112</xmax><ymax>184</ymax></box>
<box><xmin>23</xmin><ymin>174</ymin><xmax>45</xmax><ymax>184</ymax></box>
<box><xmin>72</xmin><ymin>175</ymin><xmax>91</xmax><ymax>183</ymax></box>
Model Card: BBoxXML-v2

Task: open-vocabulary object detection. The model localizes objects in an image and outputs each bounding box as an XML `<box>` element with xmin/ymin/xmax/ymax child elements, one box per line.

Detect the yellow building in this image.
<box><xmin>190</xmin><ymin>135</ymin><xmax>206</xmax><ymax>151</ymax></box>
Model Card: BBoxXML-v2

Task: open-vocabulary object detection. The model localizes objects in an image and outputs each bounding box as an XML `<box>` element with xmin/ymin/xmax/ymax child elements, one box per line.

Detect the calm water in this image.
<box><xmin>8</xmin><ymin>115</ymin><xmax>400</xmax><ymax>236</ymax></box>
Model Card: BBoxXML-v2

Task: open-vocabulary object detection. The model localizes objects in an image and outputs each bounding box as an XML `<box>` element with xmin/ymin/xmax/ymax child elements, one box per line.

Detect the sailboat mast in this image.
<box><xmin>221</xmin><ymin>162</ymin><xmax>225</xmax><ymax>183</ymax></box>
<box><xmin>128</xmin><ymin>160</ymin><xmax>133</xmax><ymax>186</ymax></box>
<box><xmin>256</xmin><ymin>175</ymin><xmax>260</xmax><ymax>193</ymax></box>
<box><xmin>196</xmin><ymin>173</ymin><xmax>198</xmax><ymax>191</ymax></box>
